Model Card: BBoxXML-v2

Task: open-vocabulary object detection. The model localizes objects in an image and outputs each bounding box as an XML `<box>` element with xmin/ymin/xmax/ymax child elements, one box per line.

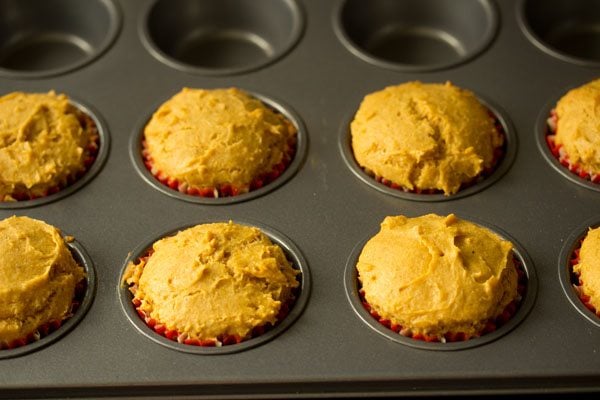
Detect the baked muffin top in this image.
<box><xmin>357</xmin><ymin>214</ymin><xmax>518</xmax><ymax>338</ymax></box>
<box><xmin>351</xmin><ymin>81</ymin><xmax>503</xmax><ymax>195</ymax></box>
<box><xmin>573</xmin><ymin>226</ymin><xmax>600</xmax><ymax>312</ymax></box>
<box><xmin>143</xmin><ymin>88</ymin><xmax>296</xmax><ymax>192</ymax></box>
<box><xmin>124</xmin><ymin>221</ymin><xmax>299</xmax><ymax>342</ymax></box>
<box><xmin>0</xmin><ymin>216</ymin><xmax>85</xmax><ymax>344</ymax></box>
<box><xmin>555</xmin><ymin>78</ymin><xmax>600</xmax><ymax>175</ymax></box>
<box><xmin>0</xmin><ymin>91</ymin><xmax>94</xmax><ymax>201</ymax></box>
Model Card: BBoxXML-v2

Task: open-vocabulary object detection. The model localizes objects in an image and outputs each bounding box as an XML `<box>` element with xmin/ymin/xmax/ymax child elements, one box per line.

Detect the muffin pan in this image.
<box><xmin>2</xmin><ymin>0</ymin><xmax>600</xmax><ymax>397</ymax></box>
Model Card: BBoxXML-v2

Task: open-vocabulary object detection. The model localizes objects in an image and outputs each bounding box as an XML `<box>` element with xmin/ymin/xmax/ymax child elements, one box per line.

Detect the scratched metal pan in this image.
<box><xmin>1</xmin><ymin>0</ymin><xmax>600</xmax><ymax>398</ymax></box>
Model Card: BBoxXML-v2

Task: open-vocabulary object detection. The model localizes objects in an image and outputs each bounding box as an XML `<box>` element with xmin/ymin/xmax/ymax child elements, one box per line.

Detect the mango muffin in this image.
<box><xmin>547</xmin><ymin>78</ymin><xmax>600</xmax><ymax>182</ymax></box>
<box><xmin>573</xmin><ymin>226</ymin><xmax>600</xmax><ymax>315</ymax></box>
<box><xmin>350</xmin><ymin>82</ymin><xmax>504</xmax><ymax>195</ymax></box>
<box><xmin>0</xmin><ymin>91</ymin><xmax>99</xmax><ymax>202</ymax></box>
<box><xmin>123</xmin><ymin>221</ymin><xmax>300</xmax><ymax>346</ymax></box>
<box><xmin>356</xmin><ymin>214</ymin><xmax>521</xmax><ymax>342</ymax></box>
<box><xmin>142</xmin><ymin>88</ymin><xmax>297</xmax><ymax>198</ymax></box>
<box><xmin>0</xmin><ymin>216</ymin><xmax>86</xmax><ymax>349</ymax></box>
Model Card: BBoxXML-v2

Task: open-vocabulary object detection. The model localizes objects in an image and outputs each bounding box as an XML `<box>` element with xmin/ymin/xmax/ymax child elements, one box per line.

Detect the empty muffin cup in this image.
<box><xmin>140</xmin><ymin>0</ymin><xmax>304</xmax><ymax>75</ymax></box>
<box><xmin>0</xmin><ymin>0</ymin><xmax>120</xmax><ymax>78</ymax></box>
<box><xmin>344</xmin><ymin>217</ymin><xmax>537</xmax><ymax>350</ymax></box>
<box><xmin>118</xmin><ymin>220</ymin><xmax>311</xmax><ymax>355</ymax></box>
<box><xmin>334</xmin><ymin>0</ymin><xmax>498</xmax><ymax>71</ymax></box>
<box><xmin>0</xmin><ymin>237</ymin><xmax>96</xmax><ymax>359</ymax></box>
<box><xmin>519</xmin><ymin>0</ymin><xmax>600</xmax><ymax>66</ymax></box>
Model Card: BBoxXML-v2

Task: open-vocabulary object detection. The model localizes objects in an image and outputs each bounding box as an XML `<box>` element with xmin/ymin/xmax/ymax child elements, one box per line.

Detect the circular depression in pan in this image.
<box><xmin>535</xmin><ymin>90</ymin><xmax>600</xmax><ymax>192</ymax></box>
<box><xmin>0</xmin><ymin>237</ymin><xmax>96</xmax><ymax>359</ymax></box>
<box><xmin>333</xmin><ymin>0</ymin><xmax>498</xmax><ymax>71</ymax></box>
<box><xmin>0</xmin><ymin>0</ymin><xmax>120</xmax><ymax>78</ymax></box>
<box><xmin>339</xmin><ymin>93</ymin><xmax>516</xmax><ymax>202</ymax></box>
<box><xmin>559</xmin><ymin>218</ymin><xmax>600</xmax><ymax>328</ymax></box>
<box><xmin>140</xmin><ymin>0</ymin><xmax>304</xmax><ymax>75</ymax></box>
<box><xmin>344</xmin><ymin>217</ymin><xmax>537</xmax><ymax>351</ymax></box>
<box><xmin>118</xmin><ymin>220</ymin><xmax>311</xmax><ymax>355</ymax></box>
<box><xmin>518</xmin><ymin>0</ymin><xmax>600</xmax><ymax>66</ymax></box>
<box><xmin>130</xmin><ymin>90</ymin><xmax>306</xmax><ymax>205</ymax></box>
<box><xmin>0</xmin><ymin>97</ymin><xmax>111</xmax><ymax>209</ymax></box>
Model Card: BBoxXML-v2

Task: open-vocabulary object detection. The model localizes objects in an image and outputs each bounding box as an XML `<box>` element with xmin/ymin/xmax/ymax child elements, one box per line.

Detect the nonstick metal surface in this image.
<box><xmin>1</xmin><ymin>0</ymin><xmax>600</xmax><ymax>397</ymax></box>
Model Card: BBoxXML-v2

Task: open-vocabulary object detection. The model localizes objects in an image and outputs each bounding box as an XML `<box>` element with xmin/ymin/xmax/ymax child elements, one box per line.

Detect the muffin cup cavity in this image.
<box><xmin>536</xmin><ymin>95</ymin><xmax>600</xmax><ymax>192</ymax></box>
<box><xmin>334</xmin><ymin>0</ymin><xmax>498</xmax><ymax>71</ymax></box>
<box><xmin>0</xmin><ymin>98</ymin><xmax>110</xmax><ymax>209</ymax></box>
<box><xmin>118</xmin><ymin>220</ymin><xmax>311</xmax><ymax>355</ymax></box>
<box><xmin>140</xmin><ymin>0</ymin><xmax>304</xmax><ymax>75</ymax></box>
<box><xmin>131</xmin><ymin>90</ymin><xmax>306</xmax><ymax>205</ymax></box>
<box><xmin>339</xmin><ymin>95</ymin><xmax>516</xmax><ymax>202</ymax></box>
<box><xmin>344</xmin><ymin>218</ymin><xmax>537</xmax><ymax>350</ymax></box>
<box><xmin>0</xmin><ymin>237</ymin><xmax>96</xmax><ymax>359</ymax></box>
<box><xmin>518</xmin><ymin>0</ymin><xmax>600</xmax><ymax>66</ymax></box>
<box><xmin>0</xmin><ymin>0</ymin><xmax>120</xmax><ymax>78</ymax></box>
<box><xmin>559</xmin><ymin>219</ymin><xmax>600</xmax><ymax>328</ymax></box>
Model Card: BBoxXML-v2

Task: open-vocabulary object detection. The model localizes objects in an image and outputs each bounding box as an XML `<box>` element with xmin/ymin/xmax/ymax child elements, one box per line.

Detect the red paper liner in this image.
<box><xmin>5</xmin><ymin>109</ymin><xmax>100</xmax><ymax>202</ymax></box>
<box><xmin>363</xmin><ymin>110</ymin><xmax>506</xmax><ymax>195</ymax></box>
<box><xmin>142</xmin><ymin>135</ymin><xmax>297</xmax><ymax>199</ymax></box>
<box><xmin>0</xmin><ymin>279</ymin><xmax>87</xmax><ymax>351</ymax></box>
<box><xmin>569</xmin><ymin>240</ymin><xmax>600</xmax><ymax>317</ymax></box>
<box><xmin>358</xmin><ymin>256</ymin><xmax>527</xmax><ymax>343</ymax></box>
<box><xmin>127</xmin><ymin>250</ymin><xmax>299</xmax><ymax>347</ymax></box>
<box><xmin>545</xmin><ymin>109</ymin><xmax>600</xmax><ymax>183</ymax></box>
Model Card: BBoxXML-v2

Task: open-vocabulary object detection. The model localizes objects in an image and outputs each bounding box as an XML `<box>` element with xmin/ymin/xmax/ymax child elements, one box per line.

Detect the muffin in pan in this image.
<box><xmin>123</xmin><ymin>221</ymin><xmax>300</xmax><ymax>346</ymax></box>
<box><xmin>350</xmin><ymin>81</ymin><xmax>504</xmax><ymax>195</ymax></box>
<box><xmin>0</xmin><ymin>91</ymin><xmax>99</xmax><ymax>202</ymax></box>
<box><xmin>142</xmin><ymin>87</ymin><xmax>297</xmax><ymax>198</ymax></box>
<box><xmin>356</xmin><ymin>213</ymin><xmax>523</xmax><ymax>342</ymax></box>
<box><xmin>546</xmin><ymin>78</ymin><xmax>600</xmax><ymax>183</ymax></box>
<box><xmin>0</xmin><ymin>216</ymin><xmax>86</xmax><ymax>350</ymax></box>
<box><xmin>572</xmin><ymin>226</ymin><xmax>600</xmax><ymax>316</ymax></box>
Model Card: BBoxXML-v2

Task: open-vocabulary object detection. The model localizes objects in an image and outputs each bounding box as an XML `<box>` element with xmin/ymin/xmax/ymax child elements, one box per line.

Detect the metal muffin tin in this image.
<box><xmin>2</xmin><ymin>0</ymin><xmax>600</xmax><ymax>397</ymax></box>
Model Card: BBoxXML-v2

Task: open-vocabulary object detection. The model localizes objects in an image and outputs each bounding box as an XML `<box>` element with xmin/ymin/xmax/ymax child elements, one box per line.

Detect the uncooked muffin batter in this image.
<box><xmin>574</xmin><ymin>226</ymin><xmax>600</xmax><ymax>312</ymax></box>
<box><xmin>357</xmin><ymin>213</ymin><xmax>518</xmax><ymax>338</ymax></box>
<box><xmin>124</xmin><ymin>221</ymin><xmax>299</xmax><ymax>342</ymax></box>
<box><xmin>555</xmin><ymin>78</ymin><xmax>600</xmax><ymax>175</ymax></box>
<box><xmin>0</xmin><ymin>216</ymin><xmax>85</xmax><ymax>344</ymax></box>
<box><xmin>351</xmin><ymin>81</ymin><xmax>503</xmax><ymax>195</ymax></box>
<box><xmin>0</xmin><ymin>91</ymin><xmax>94</xmax><ymax>201</ymax></box>
<box><xmin>143</xmin><ymin>88</ymin><xmax>296</xmax><ymax>192</ymax></box>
